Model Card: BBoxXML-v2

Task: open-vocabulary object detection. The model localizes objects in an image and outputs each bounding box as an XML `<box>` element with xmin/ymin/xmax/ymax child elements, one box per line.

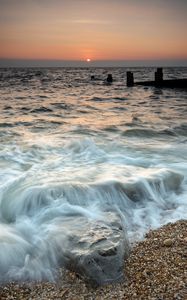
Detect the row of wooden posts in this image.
<box><xmin>91</xmin><ymin>68</ymin><xmax>187</xmax><ymax>88</ymax></box>
<box><xmin>126</xmin><ymin>68</ymin><xmax>163</xmax><ymax>87</ymax></box>
<box><xmin>92</xmin><ymin>68</ymin><xmax>164</xmax><ymax>85</ymax></box>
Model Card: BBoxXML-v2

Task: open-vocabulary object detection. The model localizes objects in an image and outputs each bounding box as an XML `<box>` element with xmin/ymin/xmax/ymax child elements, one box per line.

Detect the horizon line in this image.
<box><xmin>1</xmin><ymin>58</ymin><xmax>187</xmax><ymax>61</ymax></box>
<box><xmin>1</xmin><ymin>58</ymin><xmax>187</xmax><ymax>68</ymax></box>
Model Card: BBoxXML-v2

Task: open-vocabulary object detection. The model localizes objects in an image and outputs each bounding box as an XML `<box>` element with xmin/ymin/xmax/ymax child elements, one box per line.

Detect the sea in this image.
<box><xmin>0</xmin><ymin>67</ymin><xmax>187</xmax><ymax>283</ymax></box>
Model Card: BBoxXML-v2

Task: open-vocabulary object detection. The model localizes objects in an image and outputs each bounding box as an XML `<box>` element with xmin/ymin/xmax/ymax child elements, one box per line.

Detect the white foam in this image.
<box><xmin>0</xmin><ymin>67</ymin><xmax>186</xmax><ymax>282</ymax></box>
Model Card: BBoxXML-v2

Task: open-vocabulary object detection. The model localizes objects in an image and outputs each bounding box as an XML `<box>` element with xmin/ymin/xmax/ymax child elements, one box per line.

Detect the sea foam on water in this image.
<box><xmin>0</xmin><ymin>67</ymin><xmax>187</xmax><ymax>283</ymax></box>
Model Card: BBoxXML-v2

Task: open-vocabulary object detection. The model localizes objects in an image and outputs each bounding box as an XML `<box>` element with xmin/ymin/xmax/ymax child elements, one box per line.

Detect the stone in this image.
<box><xmin>62</xmin><ymin>212</ymin><xmax>130</xmax><ymax>286</ymax></box>
<box><xmin>163</xmin><ymin>238</ymin><xmax>173</xmax><ymax>247</ymax></box>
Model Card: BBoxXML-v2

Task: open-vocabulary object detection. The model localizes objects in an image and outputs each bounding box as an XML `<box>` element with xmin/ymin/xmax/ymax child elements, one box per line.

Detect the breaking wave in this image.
<box><xmin>0</xmin><ymin>67</ymin><xmax>187</xmax><ymax>284</ymax></box>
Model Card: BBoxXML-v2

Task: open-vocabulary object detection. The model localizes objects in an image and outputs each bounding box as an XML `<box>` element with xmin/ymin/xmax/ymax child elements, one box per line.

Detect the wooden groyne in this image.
<box><xmin>126</xmin><ymin>68</ymin><xmax>187</xmax><ymax>88</ymax></box>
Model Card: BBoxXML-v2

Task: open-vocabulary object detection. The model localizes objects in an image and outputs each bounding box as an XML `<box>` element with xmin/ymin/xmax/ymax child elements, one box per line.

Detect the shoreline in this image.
<box><xmin>0</xmin><ymin>220</ymin><xmax>186</xmax><ymax>299</ymax></box>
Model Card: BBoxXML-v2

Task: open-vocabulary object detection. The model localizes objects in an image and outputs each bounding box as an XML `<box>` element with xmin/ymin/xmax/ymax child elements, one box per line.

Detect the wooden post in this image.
<box><xmin>107</xmin><ymin>74</ymin><xmax>113</xmax><ymax>83</ymax></box>
<box><xmin>155</xmin><ymin>68</ymin><xmax>163</xmax><ymax>85</ymax></box>
<box><xmin>126</xmin><ymin>71</ymin><xmax>134</xmax><ymax>87</ymax></box>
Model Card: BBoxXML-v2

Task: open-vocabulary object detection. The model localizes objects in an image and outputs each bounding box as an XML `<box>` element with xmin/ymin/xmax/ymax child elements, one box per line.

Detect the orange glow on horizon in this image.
<box><xmin>0</xmin><ymin>1</ymin><xmax>187</xmax><ymax>62</ymax></box>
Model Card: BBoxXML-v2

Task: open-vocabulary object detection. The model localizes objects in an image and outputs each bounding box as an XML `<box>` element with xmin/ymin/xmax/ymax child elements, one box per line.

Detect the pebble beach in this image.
<box><xmin>0</xmin><ymin>220</ymin><xmax>186</xmax><ymax>300</ymax></box>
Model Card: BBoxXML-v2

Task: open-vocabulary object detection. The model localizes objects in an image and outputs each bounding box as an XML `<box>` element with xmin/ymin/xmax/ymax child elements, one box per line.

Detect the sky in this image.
<box><xmin>0</xmin><ymin>0</ymin><xmax>187</xmax><ymax>66</ymax></box>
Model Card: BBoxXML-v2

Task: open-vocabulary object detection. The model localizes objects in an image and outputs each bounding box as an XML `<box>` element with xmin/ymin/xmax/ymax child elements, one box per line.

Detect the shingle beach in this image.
<box><xmin>0</xmin><ymin>220</ymin><xmax>186</xmax><ymax>300</ymax></box>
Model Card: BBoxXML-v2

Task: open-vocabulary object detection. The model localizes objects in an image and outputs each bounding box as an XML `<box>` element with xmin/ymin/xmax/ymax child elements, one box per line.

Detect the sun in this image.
<box><xmin>86</xmin><ymin>58</ymin><xmax>91</xmax><ymax>62</ymax></box>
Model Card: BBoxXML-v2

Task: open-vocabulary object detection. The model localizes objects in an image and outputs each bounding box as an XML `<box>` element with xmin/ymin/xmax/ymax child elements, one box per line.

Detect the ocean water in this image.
<box><xmin>0</xmin><ymin>67</ymin><xmax>187</xmax><ymax>283</ymax></box>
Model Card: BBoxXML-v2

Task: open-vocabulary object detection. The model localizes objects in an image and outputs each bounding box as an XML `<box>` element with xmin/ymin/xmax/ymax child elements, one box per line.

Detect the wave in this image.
<box><xmin>3</xmin><ymin>106</ymin><xmax>12</xmax><ymax>110</ymax></box>
<box><xmin>90</xmin><ymin>96</ymin><xmax>127</xmax><ymax>102</ymax></box>
<box><xmin>173</xmin><ymin>123</ymin><xmax>187</xmax><ymax>136</ymax></box>
<box><xmin>122</xmin><ymin>127</ymin><xmax>177</xmax><ymax>138</ymax></box>
<box><xmin>122</xmin><ymin>123</ymin><xmax>187</xmax><ymax>138</ymax></box>
<box><xmin>0</xmin><ymin>166</ymin><xmax>186</xmax><ymax>282</ymax></box>
<box><xmin>0</xmin><ymin>168</ymin><xmax>183</xmax><ymax>222</ymax></box>
<box><xmin>50</xmin><ymin>102</ymin><xmax>72</xmax><ymax>110</ymax></box>
<box><xmin>0</xmin><ymin>123</ymin><xmax>14</xmax><ymax>128</ymax></box>
<box><xmin>31</xmin><ymin>107</ymin><xmax>53</xmax><ymax>113</ymax></box>
<box><xmin>103</xmin><ymin>125</ymin><xmax>120</xmax><ymax>132</ymax></box>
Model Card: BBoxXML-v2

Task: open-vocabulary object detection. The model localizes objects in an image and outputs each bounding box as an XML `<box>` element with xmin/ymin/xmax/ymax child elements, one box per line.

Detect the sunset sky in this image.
<box><xmin>0</xmin><ymin>0</ymin><xmax>187</xmax><ymax>66</ymax></box>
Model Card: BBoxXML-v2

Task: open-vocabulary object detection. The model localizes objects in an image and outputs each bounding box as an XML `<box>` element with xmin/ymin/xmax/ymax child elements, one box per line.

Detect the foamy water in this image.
<box><xmin>0</xmin><ymin>67</ymin><xmax>187</xmax><ymax>283</ymax></box>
